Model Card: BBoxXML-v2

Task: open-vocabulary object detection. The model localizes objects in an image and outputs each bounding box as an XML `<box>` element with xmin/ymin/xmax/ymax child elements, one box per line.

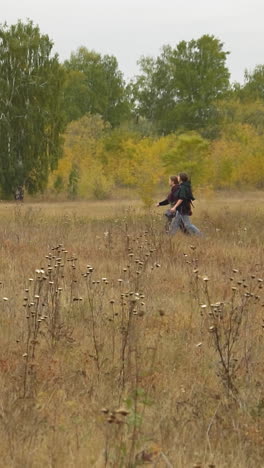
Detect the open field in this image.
<box><xmin>0</xmin><ymin>194</ymin><xmax>263</xmax><ymax>467</ymax></box>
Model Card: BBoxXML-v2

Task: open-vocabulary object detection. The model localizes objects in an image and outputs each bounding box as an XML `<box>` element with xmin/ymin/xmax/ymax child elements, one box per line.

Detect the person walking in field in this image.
<box><xmin>169</xmin><ymin>172</ymin><xmax>202</xmax><ymax>235</ymax></box>
<box><xmin>156</xmin><ymin>175</ymin><xmax>187</xmax><ymax>233</ymax></box>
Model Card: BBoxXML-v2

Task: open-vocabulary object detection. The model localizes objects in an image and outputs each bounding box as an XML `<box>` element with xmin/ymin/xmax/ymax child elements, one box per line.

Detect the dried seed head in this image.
<box><xmin>211</xmin><ymin>302</ymin><xmax>221</xmax><ymax>308</ymax></box>
<box><xmin>115</xmin><ymin>408</ymin><xmax>130</xmax><ymax>416</ymax></box>
<box><xmin>130</xmin><ymin>295</ymin><xmax>139</xmax><ymax>303</ymax></box>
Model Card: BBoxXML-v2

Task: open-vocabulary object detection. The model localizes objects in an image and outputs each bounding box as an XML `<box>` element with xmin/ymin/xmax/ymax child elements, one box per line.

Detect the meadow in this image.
<box><xmin>0</xmin><ymin>193</ymin><xmax>263</xmax><ymax>468</ymax></box>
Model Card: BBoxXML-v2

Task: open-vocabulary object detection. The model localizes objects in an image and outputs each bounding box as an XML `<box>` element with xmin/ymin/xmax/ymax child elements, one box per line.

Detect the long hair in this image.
<box><xmin>169</xmin><ymin>175</ymin><xmax>179</xmax><ymax>185</ymax></box>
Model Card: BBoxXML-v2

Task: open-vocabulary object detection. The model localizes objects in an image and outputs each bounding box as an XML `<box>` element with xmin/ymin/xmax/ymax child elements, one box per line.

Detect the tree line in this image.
<box><xmin>0</xmin><ymin>20</ymin><xmax>264</xmax><ymax>199</ymax></box>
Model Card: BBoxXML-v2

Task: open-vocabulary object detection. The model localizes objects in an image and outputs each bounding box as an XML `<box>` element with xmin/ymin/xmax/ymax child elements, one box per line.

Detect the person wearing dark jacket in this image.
<box><xmin>157</xmin><ymin>175</ymin><xmax>187</xmax><ymax>233</ymax></box>
<box><xmin>170</xmin><ymin>172</ymin><xmax>201</xmax><ymax>235</ymax></box>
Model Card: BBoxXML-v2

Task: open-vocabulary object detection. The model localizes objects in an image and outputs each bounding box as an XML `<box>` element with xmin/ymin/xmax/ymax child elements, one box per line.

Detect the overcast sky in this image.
<box><xmin>2</xmin><ymin>0</ymin><xmax>264</xmax><ymax>83</ymax></box>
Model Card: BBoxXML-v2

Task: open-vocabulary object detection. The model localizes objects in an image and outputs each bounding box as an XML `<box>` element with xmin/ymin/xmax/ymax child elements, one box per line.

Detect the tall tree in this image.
<box><xmin>236</xmin><ymin>65</ymin><xmax>264</xmax><ymax>101</ymax></box>
<box><xmin>64</xmin><ymin>47</ymin><xmax>131</xmax><ymax>126</ymax></box>
<box><xmin>0</xmin><ymin>20</ymin><xmax>66</xmax><ymax>197</ymax></box>
<box><xmin>133</xmin><ymin>35</ymin><xmax>230</xmax><ymax>134</ymax></box>
<box><xmin>217</xmin><ymin>65</ymin><xmax>264</xmax><ymax>135</ymax></box>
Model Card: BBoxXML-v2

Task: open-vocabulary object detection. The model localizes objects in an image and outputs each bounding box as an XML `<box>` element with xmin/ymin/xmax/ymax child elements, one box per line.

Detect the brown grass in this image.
<box><xmin>0</xmin><ymin>195</ymin><xmax>263</xmax><ymax>467</ymax></box>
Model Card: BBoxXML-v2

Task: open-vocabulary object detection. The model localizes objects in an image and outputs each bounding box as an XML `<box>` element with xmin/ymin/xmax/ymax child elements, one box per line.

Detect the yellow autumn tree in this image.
<box><xmin>210</xmin><ymin>123</ymin><xmax>264</xmax><ymax>188</ymax></box>
<box><xmin>49</xmin><ymin>114</ymin><xmax>112</xmax><ymax>199</ymax></box>
<box><xmin>162</xmin><ymin>132</ymin><xmax>211</xmax><ymax>184</ymax></box>
<box><xmin>100</xmin><ymin>130</ymin><xmax>177</xmax><ymax>205</ymax></box>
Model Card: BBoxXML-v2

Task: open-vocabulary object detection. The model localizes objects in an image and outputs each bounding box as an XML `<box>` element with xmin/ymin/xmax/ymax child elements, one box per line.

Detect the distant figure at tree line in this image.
<box><xmin>169</xmin><ymin>173</ymin><xmax>202</xmax><ymax>235</ymax></box>
<box><xmin>14</xmin><ymin>186</ymin><xmax>24</xmax><ymax>202</ymax></box>
<box><xmin>156</xmin><ymin>175</ymin><xmax>187</xmax><ymax>233</ymax></box>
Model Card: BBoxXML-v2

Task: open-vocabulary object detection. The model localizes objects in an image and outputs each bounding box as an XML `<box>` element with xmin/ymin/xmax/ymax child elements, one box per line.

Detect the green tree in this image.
<box><xmin>239</xmin><ymin>65</ymin><xmax>264</xmax><ymax>101</ymax></box>
<box><xmin>133</xmin><ymin>35</ymin><xmax>230</xmax><ymax>135</ymax></box>
<box><xmin>0</xmin><ymin>20</ymin><xmax>66</xmax><ymax>198</ymax></box>
<box><xmin>216</xmin><ymin>65</ymin><xmax>264</xmax><ymax>135</ymax></box>
<box><xmin>62</xmin><ymin>70</ymin><xmax>88</xmax><ymax>123</ymax></box>
<box><xmin>215</xmin><ymin>98</ymin><xmax>264</xmax><ymax>135</ymax></box>
<box><xmin>64</xmin><ymin>47</ymin><xmax>131</xmax><ymax>126</ymax></box>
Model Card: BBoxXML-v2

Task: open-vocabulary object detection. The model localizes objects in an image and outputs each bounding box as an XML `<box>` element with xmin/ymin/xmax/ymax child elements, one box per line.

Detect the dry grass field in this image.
<box><xmin>0</xmin><ymin>193</ymin><xmax>263</xmax><ymax>468</ymax></box>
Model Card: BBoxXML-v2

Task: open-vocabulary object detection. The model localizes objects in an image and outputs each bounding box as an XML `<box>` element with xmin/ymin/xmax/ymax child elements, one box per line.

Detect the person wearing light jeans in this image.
<box><xmin>170</xmin><ymin>172</ymin><xmax>202</xmax><ymax>236</ymax></box>
<box><xmin>156</xmin><ymin>175</ymin><xmax>187</xmax><ymax>234</ymax></box>
<box><xmin>170</xmin><ymin>211</ymin><xmax>201</xmax><ymax>235</ymax></box>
